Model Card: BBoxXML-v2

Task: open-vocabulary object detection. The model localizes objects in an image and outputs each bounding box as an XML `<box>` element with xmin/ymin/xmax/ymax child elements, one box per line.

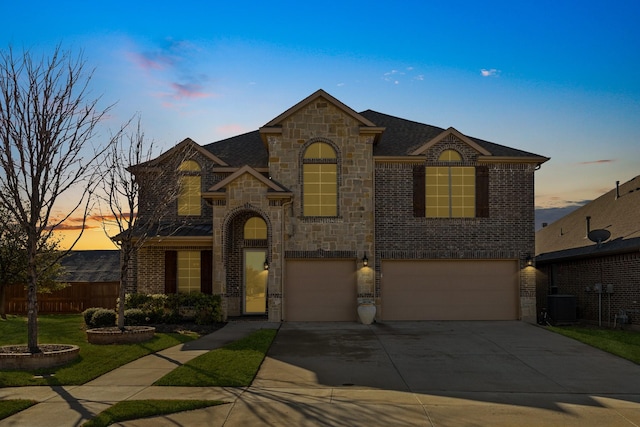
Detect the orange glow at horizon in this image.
<box><xmin>55</xmin><ymin>228</ymin><xmax>119</xmax><ymax>250</ymax></box>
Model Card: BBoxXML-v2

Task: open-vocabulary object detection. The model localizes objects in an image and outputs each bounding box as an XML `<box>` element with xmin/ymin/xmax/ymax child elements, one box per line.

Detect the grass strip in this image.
<box><xmin>0</xmin><ymin>315</ymin><xmax>197</xmax><ymax>387</ymax></box>
<box><xmin>82</xmin><ymin>400</ymin><xmax>224</xmax><ymax>427</ymax></box>
<box><xmin>549</xmin><ymin>326</ymin><xmax>640</xmax><ymax>364</ymax></box>
<box><xmin>154</xmin><ymin>328</ymin><xmax>277</xmax><ymax>387</ymax></box>
<box><xmin>0</xmin><ymin>400</ymin><xmax>37</xmax><ymax>421</ymax></box>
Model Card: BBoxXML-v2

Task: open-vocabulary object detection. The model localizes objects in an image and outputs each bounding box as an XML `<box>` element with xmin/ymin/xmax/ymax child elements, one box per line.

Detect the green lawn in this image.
<box><xmin>549</xmin><ymin>325</ymin><xmax>640</xmax><ymax>364</ymax></box>
<box><xmin>154</xmin><ymin>328</ymin><xmax>277</xmax><ymax>386</ymax></box>
<box><xmin>0</xmin><ymin>314</ymin><xmax>197</xmax><ymax>387</ymax></box>
<box><xmin>0</xmin><ymin>400</ymin><xmax>37</xmax><ymax>421</ymax></box>
<box><xmin>82</xmin><ymin>400</ymin><xmax>225</xmax><ymax>427</ymax></box>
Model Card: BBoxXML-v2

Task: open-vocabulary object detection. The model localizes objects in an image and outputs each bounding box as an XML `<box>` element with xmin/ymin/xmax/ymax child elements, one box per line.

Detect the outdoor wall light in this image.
<box><xmin>362</xmin><ymin>253</ymin><xmax>368</xmax><ymax>267</ymax></box>
<box><xmin>526</xmin><ymin>255</ymin><xmax>533</xmax><ymax>267</ymax></box>
<box><xmin>264</xmin><ymin>259</ymin><xmax>270</xmax><ymax>270</ymax></box>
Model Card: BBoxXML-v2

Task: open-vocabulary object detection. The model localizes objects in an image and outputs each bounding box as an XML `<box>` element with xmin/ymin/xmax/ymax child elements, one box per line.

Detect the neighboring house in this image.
<box><xmin>61</xmin><ymin>250</ymin><xmax>120</xmax><ymax>284</ymax></box>
<box><xmin>536</xmin><ymin>175</ymin><xmax>640</xmax><ymax>327</ymax></box>
<box><xmin>128</xmin><ymin>90</ymin><xmax>548</xmax><ymax>322</ymax></box>
<box><xmin>6</xmin><ymin>250</ymin><xmax>120</xmax><ymax>314</ymax></box>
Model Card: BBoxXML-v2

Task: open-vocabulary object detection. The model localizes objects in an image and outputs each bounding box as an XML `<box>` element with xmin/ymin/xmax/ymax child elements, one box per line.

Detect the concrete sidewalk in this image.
<box><xmin>3</xmin><ymin>321</ymin><xmax>640</xmax><ymax>426</ymax></box>
<box><xmin>0</xmin><ymin>321</ymin><xmax>272</xmax><ymax>427</ymax></box>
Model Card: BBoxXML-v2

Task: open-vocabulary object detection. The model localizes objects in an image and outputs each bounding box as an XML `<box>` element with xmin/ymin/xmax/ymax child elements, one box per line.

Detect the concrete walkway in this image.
<box><xmin>2</xmin><ymin>321</ymin><xmax>640</xmax><ymax>426</ymax></box>
<box><xmin>0</xmin><ymin>321</ymin><xmax>272</xmax><ymax>427</ymax></box>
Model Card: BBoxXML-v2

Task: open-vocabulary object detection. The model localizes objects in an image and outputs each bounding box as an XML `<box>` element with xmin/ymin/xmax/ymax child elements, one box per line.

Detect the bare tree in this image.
<box><xmin>99</xmin><ymin>116</ymin><xmax>194</xmax><ymax>329</ymax></box>
<box><xmin>0</xmin><ymin>45</ymin><xmax>112</xmax><ymax>352</ymax></box>
<box><xmin>0</xmin><ymin>211</ymin><xmax>67</xmax><ymax>320</ymax></box>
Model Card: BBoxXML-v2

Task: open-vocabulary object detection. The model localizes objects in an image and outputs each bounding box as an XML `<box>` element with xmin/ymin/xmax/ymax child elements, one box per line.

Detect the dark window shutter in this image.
<box><xmin>201</xmin><ymin>250</ymin><xmax>213</xmax><ymax>295</ymax></box>
<box><xmin>413</xmin><ymin>165</ymin><xmax>426</xmax><ymax>217</ymax></box>
<box><xmin>164</xmin><ymin>251</ymin><xmax>177</xmax><ymax>294</ymax></box>
<box><xmin>476</xmin><ymin>166</ymin><xmax>489</xmax><ymax>218</ymax></box>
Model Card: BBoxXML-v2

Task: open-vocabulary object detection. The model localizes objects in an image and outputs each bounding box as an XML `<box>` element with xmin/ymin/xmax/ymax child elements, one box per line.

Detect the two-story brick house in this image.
<box><xmin>129</xmin><ymin>90</ymin><xmax>548</xmax><ymax>322</ymax></box>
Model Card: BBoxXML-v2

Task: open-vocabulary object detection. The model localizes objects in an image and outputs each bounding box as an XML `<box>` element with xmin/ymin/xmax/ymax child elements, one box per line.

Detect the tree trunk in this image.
<box><xmin>117</xmin><ymin>242</ymin><xmax>131</xmax><ymax>330</ymax></box>
<box><xmin>27</xmin><ymin>236</ymin><xmax>39</xmax><ymax>353</ymax></box>
<box><xmin>0</xmin><ymin>284</ymin><xmax>6</xmax><ymax>320</ymax></box>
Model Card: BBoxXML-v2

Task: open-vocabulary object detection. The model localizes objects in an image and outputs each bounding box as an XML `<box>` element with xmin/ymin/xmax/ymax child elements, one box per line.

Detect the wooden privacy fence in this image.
<box><xmin>5</xmin><ymin>282</ymin><xmax>119</xmax><ymax>314</ymax></box>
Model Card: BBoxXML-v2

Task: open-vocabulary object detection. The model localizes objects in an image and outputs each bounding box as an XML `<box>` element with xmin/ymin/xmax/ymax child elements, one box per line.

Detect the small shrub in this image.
<box><xmin>82</xmin><ymin>307</ymin><xmax>102</xmax><ymax>328</ymax></box>
<box><xmin>91</xmin><ymin>309</ymin><xmax>117</xmax><ymax>328</ymax></box>
<box><xmin>125</xmin><ymin>293</ymin><xmax>152</xmax><ymax>310</ymax></box>
<box><xmin>124</xmin><ymin>308</ymin><xmax>148</xmax><ymax>326</ymax></box>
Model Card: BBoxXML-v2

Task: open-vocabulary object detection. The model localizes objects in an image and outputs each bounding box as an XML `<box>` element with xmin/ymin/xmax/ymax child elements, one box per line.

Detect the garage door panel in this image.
<box><xmin>382</xmin><ymin>260</ymin><xmax>518</xmax><ymax>321</ymax></box>
<box><xmin>285</xmin><ymin>260</ymin><xmax>356</xmax><ymax>321</ymax></box>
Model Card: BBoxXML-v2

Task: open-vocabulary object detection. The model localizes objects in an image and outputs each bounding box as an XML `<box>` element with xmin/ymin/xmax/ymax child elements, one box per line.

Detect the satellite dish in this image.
<box><xmin>588</xmin><ymin>229</ymin><xmax>611</xmax><ymax>245</ymax></box>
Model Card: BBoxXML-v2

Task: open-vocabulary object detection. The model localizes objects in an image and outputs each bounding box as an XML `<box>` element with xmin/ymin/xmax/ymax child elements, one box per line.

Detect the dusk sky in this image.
<box><xmin>3</xmin><ymin>0</ymin><xmax>640</xmax><ymax>250</ymax></box>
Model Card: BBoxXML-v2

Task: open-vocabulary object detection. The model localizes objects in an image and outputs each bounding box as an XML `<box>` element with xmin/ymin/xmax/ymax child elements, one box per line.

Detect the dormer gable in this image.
<box><xmin>411</xmin><ymin>127</ymin><xmax>492</xmax><ymax>157</ymax></box>
<box><xmin>258</xmin><ymin>89</ymin><xmax>384</xmax><ymax>144</ymax></box>
<box><xmin>202</xmin><ymin>165</ymin><xmax>292</xmax><ymax>202</ymax></box>
<box><xmin>131</xmin><ymin>138</ymin><xmax>229</xmax><ymax>172</ymax></box>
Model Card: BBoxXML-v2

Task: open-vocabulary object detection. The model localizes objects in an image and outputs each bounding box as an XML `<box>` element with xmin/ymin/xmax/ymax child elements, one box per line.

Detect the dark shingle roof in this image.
<box><xmin>60</xmin><ymin>250</ymin><xmax>120</xmax><ymax>283</ymax></box>
<box><xmin>359</xmin><ymin>110</ymin><xmax>546</xmax><ymax>158</ymax></box>
<box><xmin>536</xmin><ymin>175</ymin><xmax>640</xmax><ymax>262</ymax></box>
<box><xmin>203</xmin><ymin>131</ymin><xmax>267</xmax><ymax>168</ymax></box>
<box><xmin>201</xmin><ymin>109</ymin><xmax>546</xmax><ymax>166</ymax></box>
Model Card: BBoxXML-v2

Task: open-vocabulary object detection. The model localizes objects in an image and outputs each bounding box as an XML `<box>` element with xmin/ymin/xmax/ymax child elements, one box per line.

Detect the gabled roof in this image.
<box><xmin>61</xmin><ymin>250</ymin><xmax>120</xmax><ymax>282</ymax></box>
<box><xmin>197</xmin><ymin>94</ymin><xmax>548</xmax><ymax>167</ymax></box>
<box><xmin>133</xmin><ymin>138</ymin><xmax>229</xmax><ymax>170</ymax></box>
<box><xmin>204</xmin><ymin>165</ymin><xmax>291</xmax><ymax>195</ymax></box>
<box><xmin>410</xmin><ymin>127</ymin><xmax>492</xmax><ymax>156</ymax></box>
<box><xmin>261</xmin><ymin>89</ymin><xmax>378</xmax><ymax>128</ymax></box>
<box><xmin>359</xmin><ymin>110</ymin><xmax>548</xmax><ymax>161</ymax></box>
<box><xmin>536</xmin><ymin>175</ymin><xmax>640</xmax><ymax>262</ymax></box>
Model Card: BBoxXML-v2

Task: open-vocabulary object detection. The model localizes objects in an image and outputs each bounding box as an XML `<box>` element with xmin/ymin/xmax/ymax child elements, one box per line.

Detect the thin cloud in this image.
<box><xmin>217</xmin><ymin>124</ymin><xmax>248</xmax><ymax>135</ymax></box>
<box><xmin>127</xmin><ymin>38</ymin><xmax>216</xmax><ymax>108</ymax></box>
<box><xmin>170</xmin><ymin>82</ymin><xmax>214</xmax><ymax>100</ymax></box>
<box><xmin>481</xmin><ymin>68</ymin><xmax>500</xmax><ymax>77</ymax></box>
<box><xmin>577</xmin><ymin>159</ymin><xmax>616</xmax><ymax>165</ymax></box>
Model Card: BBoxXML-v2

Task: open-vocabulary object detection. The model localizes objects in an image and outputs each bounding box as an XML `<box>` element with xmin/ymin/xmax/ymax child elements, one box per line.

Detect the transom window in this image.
<box><xmin>244</xmin><ymin>217</ymin><xmax>267</xmax><ymax>239</ymax></box>
<box><xmin>178</xmin><ymin>160</ymin><xmax>201</xmax><ymax>216</ymax></box>
<box><xmin>302</xmin><ymin>142</ymin><xmax>337</xmax><ymax>217</ymax></box>
<box><xmin>177</xmin><ymin>251</ymin><xmax>201</xmax><ymax>294</ymax></box>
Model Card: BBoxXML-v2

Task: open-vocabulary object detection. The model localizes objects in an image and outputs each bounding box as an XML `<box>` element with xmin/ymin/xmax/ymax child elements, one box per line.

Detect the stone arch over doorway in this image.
<box><xmin>222</xmin><ymin>205</ymin><xmax>272</xmax><ymax>316</ymax></box>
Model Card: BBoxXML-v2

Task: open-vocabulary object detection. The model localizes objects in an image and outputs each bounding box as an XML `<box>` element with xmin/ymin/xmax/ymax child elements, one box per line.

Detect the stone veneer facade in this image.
<box><xmin>130</xmin><ymin>90</ymin><xmax>544</xmax><ymax>323</ymax></box>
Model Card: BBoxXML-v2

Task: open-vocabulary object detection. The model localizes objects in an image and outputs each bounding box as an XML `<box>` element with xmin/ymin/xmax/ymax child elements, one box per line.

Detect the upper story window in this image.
<box><xmin>426</xmin><ymin>150</ymin><xmax>474</xmax><ymax>218</ymax></box>
<box><xmin>244</xmin><ymin>217</ymin><xmax>267</xmax><ymax>239</ymax></box>
<box><xmin>178</xmin><ymin>160</ymin><xmax>201</xmax><ymax>216</ymax></box>
<box><xmin>414</xmin><ymin>149</ymin><xmax>489</xmax><ymax>218</ymax></box>
<box><xmin>302</xmin><ymin>142</ymin><xmax>337</xmax><ymax>217</ymax></box>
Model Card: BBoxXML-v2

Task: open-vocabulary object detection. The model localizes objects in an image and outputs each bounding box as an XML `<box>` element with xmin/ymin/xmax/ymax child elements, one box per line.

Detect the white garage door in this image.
<box><xmin>285</xmin><ymin>260</ymin><xmax>357</xmax><ymax>321</ymax></box>
<box><xmin>381</xmin><ymin>260</ymin><xmax>519</xmax><ymax>320</ymax></box>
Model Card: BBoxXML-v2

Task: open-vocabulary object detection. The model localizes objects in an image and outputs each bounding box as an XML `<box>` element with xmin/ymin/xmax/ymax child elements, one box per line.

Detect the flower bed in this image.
<box><xmin>0</xmin><ymin>344</ymin><xmax>80</xmax><ymax>370</ymax></box>
<box><xmin>86</xmin><ymin>326</ymin><xmax>156</xmax><ymax>345</ymax></box>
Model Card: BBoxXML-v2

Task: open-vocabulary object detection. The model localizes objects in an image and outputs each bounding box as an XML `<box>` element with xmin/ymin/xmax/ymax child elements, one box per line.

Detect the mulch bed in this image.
<box><xmin>150</xmin><ymin>322</ymin><xmax>226</xmax><ymax>335</ymax></box>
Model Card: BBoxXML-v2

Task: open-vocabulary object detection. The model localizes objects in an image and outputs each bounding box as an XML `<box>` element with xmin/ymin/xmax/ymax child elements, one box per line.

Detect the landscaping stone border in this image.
<box><xmin>0</xmin><ymin>344</ymin><xmax>80</xmax><ymax>370</ymax></box>
<box><xmin>86</xmin><ymin>326</ymin><xmax>156</xmax><ymax>345</ymax></box>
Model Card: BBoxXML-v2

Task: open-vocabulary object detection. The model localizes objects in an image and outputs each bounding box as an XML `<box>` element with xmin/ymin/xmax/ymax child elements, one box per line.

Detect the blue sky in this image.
<box><xmin>4</xmin><ymin>0</ymin><xmax>640</xmax><ymax>248</ymax></box>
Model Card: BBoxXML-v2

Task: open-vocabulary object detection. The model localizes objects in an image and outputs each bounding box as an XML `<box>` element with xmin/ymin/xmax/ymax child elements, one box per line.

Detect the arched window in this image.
<box><xmin>178</xmin><ymin>160</ymin><xmax>201</xmax><ymax>216</ymax></box>
<box><xmin>302</xmin><ymin>142</ymin><xmax>337</xmax><ymax>217</ymax></box>
<box><xmin>244</xmin><ymin>217</ymin><xmax>267</xmax><ymax>240</ymax></box>
<box><xmin>438</xmin><ymin>149</ymin><xmax>462</xmax><ymax>162</ymax></box>
<box><xmin>426</xmin><ymin>150</ymin><xmax>475</xmax><ymax>218</ymax></box>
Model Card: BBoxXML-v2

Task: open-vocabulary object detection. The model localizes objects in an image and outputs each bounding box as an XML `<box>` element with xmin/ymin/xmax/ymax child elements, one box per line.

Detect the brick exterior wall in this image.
<box><xmin>131</xmin><ymin>95</ymin><xmax>540</xmax><ymax>323</ymax></box>
<box><xmin>374</xmin><ymin>136</ymin><xmax>538</xmax><ymax>321</ymax></box>
<box><xmin>536</xmin><ymin>253</ymin><xmax>640</xmax><ymax>327</ymax></box>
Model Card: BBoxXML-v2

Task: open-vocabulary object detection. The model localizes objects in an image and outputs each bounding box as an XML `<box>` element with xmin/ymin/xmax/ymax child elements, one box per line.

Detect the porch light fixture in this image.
<box><xmin>264</xmin><ymin>259</ymin><xmax>270</xmax><ymax>270</ymax></box>
<box><xmin>362</xmin><ymin>253</ymin><xmax>368</xmax><ymax>267</ymax></box>
<box><xmin>526</xmin><ymin>255</ymin><xmax>533</xmax><ymax>267</ymax></box>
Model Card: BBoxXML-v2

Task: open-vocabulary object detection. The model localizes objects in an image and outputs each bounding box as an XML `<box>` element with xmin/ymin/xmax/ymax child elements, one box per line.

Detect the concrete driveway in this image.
<box><xmin>225</xmin><ymin>321</ymin><xmax>640</xmax><ymax>426</ymax></box>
